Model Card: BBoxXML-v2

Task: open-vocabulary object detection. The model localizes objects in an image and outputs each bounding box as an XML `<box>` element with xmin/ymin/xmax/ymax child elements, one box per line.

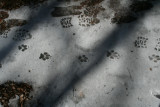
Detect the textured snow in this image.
<box><xmin>0</xmin><ymin>0</ymin><xmax>160</xmax><ymax>106</ymax></box>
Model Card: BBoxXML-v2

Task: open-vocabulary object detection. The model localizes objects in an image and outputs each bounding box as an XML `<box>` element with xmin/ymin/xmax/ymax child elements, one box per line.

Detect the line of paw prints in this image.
<box><xmin>39</xmin><ymin>52</ymin><xmax>51</xmax><ymax>61</ymax></box>
<box><xmin>134</xmin><ymin>36</ymin><xmax>148</xmax><ymax>48</ymax></box>
<box><xmin>148</xmin><ymin>54</ymin><xmax>160</xmax><ymax>63</ymax></box>
<box><xmin>78</xmin><ymin>55</ymin><xmax>88</xmax><ymax>62</ymax></box>
<box><xmin>106</xmin><ymin>50</ymin><xmax>120</xmax><ymax>59</ymax></box>
<box><xmin>18</xmin><ymin>44</ymin><xmax>28</xmax><ymax>52</ymax></box>
<box><xmin>60</xmin><ymin>17</ymin><xmax>73</xmax><ymax>28</ymax></box>
<box><xmin>12</xmin><ymin>29</ymin><xmax>32</xmax><ymax>41</ymax></box>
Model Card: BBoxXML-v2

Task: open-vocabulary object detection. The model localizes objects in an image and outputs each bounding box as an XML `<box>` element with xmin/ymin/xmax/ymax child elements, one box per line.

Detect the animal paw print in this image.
<box><xmin>78</xmin><ymin>5</ymin><xmax>103</xmax><ymax>27</ymax></box>
<box><xmin>78</xmin><ymin>55</ymin><xmax>88</xmax><ymax>62</ymax></box>
<box><xmin>0</xmin><ymin>29</ymin><xmax>10</xmax><ymax>38</ymax></box>
<box><xmin>106</xmin><ymin>50</ymin><xmax>120</xmax><ymax>59</ymax></box>
<box><xmin>148</xmin><ymin>54</ymin><xmax>160</xmax><ymax>63</ymax></box>
<box><xmin>39</xmin><ymin>52</ymin><xmax>51</xmax><ymax>61</ymax></box>
<box><xmin>18</xmin><ymin>44</ymin><xmax>28</xmax><ymax>52</ymax></box>
<box><xmin>134</xmin><ymin>37</ymin><xmax>148</xmax><ymax>48</ymax></box>
<box><xmin>60</xmin><ymin>17</ymin><xmax>73</xmax><ymax>28</ymax></box>
<box><xmin>78</xmin><ymin>14</ymin><xmax>100</xmax><ymax>27</ymax></box>
<box><xmin>13</xmin><ymin>29</ymin><xmax>32</xmax><ymax>41</ymax></box>
<box><xmin>155</xmin><ymin>38</ymin><xmax>160</xmax><ymax>51</ymax></box>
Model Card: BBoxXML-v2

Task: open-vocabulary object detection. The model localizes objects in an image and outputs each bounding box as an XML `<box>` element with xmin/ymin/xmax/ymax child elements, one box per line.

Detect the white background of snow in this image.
<box><xmin>0</xmin><ymin>0</ymin><xmax>160</xmax><ymax>107</ymax></box>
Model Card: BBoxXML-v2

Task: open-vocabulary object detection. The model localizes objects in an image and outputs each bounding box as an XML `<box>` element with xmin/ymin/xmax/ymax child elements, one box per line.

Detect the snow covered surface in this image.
<box><xmin>0</xmin><ymin>0</ymin><xmax>160</xmax><ymax>106</ymax></box>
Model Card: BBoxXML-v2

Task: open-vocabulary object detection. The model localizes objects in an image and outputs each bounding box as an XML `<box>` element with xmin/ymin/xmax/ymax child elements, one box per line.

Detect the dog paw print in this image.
<box><xmin>60</xmin><ymin>17</ymin><xmax>73</xmax><ymax>28</ymax></box>
<box><xmin>78</xmin><ymin>14</ymin><xmax>100</xmax><ymax>27</ymax></box>
<box><xmin>106</xmin><ymin>50</ymin><xmax>120</xmax><ymax>59</ymax></box>
<box><xmin>134</xmin><ymin>37</ymin><xmax>148</xmax><ymax>48</ymax></box>
<box><xmin>0</xmin><ymin>29</ymin><xmax>10</xmax><ymax>38</ymax></box>
<box><xmin>18</xmin><ymin>44</ymin><xmax>28</xmax><ymax>52</ymax></box>
<box><xmin>77</xmin><ymin>5</ymin><xmax>104</xmax><ymax>27</ymax></box>
<box><xmin>155</xmin><ymin>38</ymin><xmax>160</xmax><ymax>51</ymax></box>
<box><xmin>149</xmin><ymin>54</ymin><xmax>160</xmax><ymax>63</ymax></box>
<box><xmin>13</xmin><ymin>29</ymin><xmax>32</xmax><ymax>41</ymax></box>
<box><xmin>78</xmin><ymin>55</ymin><xmax>88</xmax><ymax>62</ymax></box>
<box><xmin>39</xmin><ymin>52</ymin><xmax>51</xmax><ymax>61</ymax></box>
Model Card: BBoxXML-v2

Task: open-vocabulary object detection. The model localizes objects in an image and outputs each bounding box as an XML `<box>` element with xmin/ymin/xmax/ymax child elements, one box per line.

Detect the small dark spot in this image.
<box><xmin>150</xmin><ymin>68</ymin><xmax>152</xmax><ymax>71</ymax></box>
<box><xmin>39</xmin><ymin>53</ymin><xmax>44</xmax><ymax>59</ymax></box>
<box><xmin>73</xmin><ymin>88</ymin><xmax>77</xmax><ymax>91</ymax></box>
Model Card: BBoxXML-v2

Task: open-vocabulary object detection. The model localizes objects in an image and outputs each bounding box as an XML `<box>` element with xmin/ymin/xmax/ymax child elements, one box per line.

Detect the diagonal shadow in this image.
<box><xmin>34</xmin><ymin>0</ymin><xmax>160</xmax><ymax>106</ymax></box>
<box><xmin>103</xmin><ymin>1</ymin><xmax>160</xmax><ymax>107</ymax></box>
<box><xmin>0</xmin><ymin>0</ymin><xmax>59</xmax><ymax>62</ymax></box>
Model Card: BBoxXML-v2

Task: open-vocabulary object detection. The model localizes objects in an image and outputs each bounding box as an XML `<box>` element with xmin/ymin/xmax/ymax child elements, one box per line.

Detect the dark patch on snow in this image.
<box><xmin>108</xmin><ymin>0</ymin><xmax>120</xmax><ymax>11</ymax></box>
<box><xmin>0</xmin><ymin>19</ymin><xmax>27</xmax><ymax>37</ymax></box>
<box><xmin>0</xmin><ymin>0</ymin><xmax>47</xmax><ymax>10</ymax></box>
<box><xmin>0</xmin><ymin>11</ymin><xmax>9</xmax><ymax>19</ymax></box>
<box><xmin>52</xmin><ymin>6</ymin><xmax>82</xmax><ymax>17</ymax></box>
<box><xmin>0</xmin><ymin>81</ymin><xmax>33</xmax><ymax>107</ymax></box>
<box><xmin>52</xmin><ymin>0</ymin><xmax>105</xmax><ymax>27</ymax></box>
<box><xmin>111</xmin><ymin>10</ymin><xmax>137</xmax><ymax>24</ymax></box>
<box><xmin>130</xmin><ymin>1</ymin><xmax>153</xmax><ymax>12</ymax></box>
<box><xmin>111</xmin><ymin>0</ymin><xmax>153</xmax><ymax>24</ymax></box>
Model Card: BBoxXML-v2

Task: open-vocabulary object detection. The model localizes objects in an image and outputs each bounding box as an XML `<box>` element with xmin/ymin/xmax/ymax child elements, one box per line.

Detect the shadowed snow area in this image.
<box><xmin>0</xmin><ymin>0</ymin><xmax>160</xmax><ymax>106</ymax></box>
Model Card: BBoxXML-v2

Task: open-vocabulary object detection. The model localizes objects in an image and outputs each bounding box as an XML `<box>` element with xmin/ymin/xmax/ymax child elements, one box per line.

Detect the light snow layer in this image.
<box><xmin>0</xmin><ymin>0</ymin><xmax>160</xmax><ymax>107</ymax></box>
